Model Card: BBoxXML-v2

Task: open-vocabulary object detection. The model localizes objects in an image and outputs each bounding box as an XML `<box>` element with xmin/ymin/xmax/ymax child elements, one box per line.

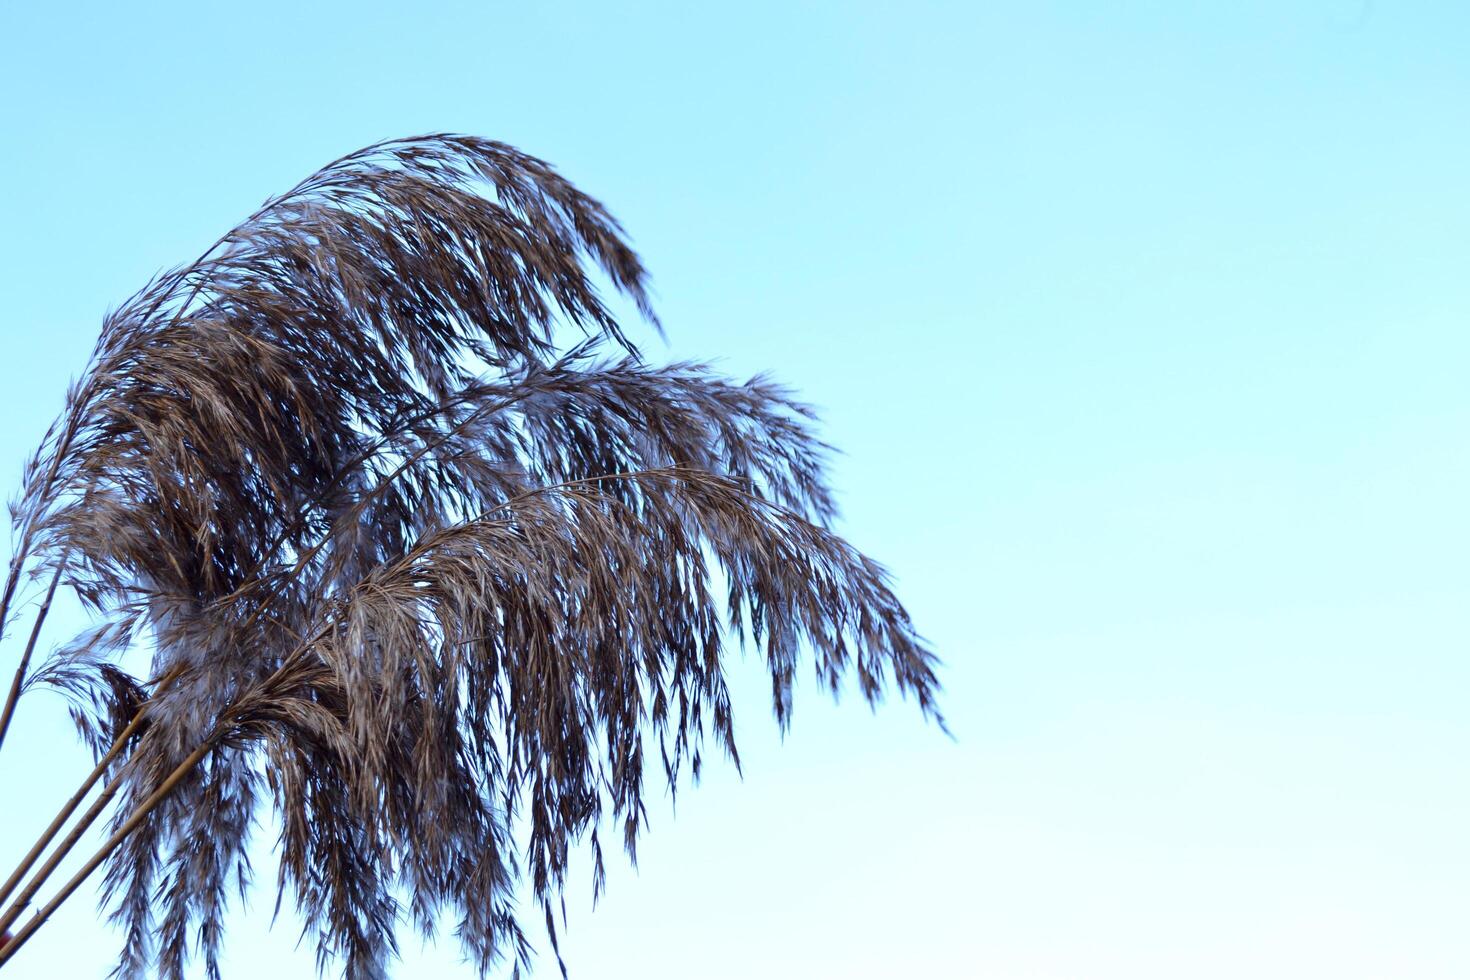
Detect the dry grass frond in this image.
<box><xmin>3</xmin><ymin>135</ymin><xmax>941</xmax><ymax>979</ymax></box>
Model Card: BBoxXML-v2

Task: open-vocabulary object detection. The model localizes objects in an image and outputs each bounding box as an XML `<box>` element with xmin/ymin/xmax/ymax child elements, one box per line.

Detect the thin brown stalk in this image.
<box><xmin>0</xmin><ymin>737</ymin><xmax>217</xmax><ymax>969</ymax></box>
<box><xmin>0</xmin><ymin>730</ymin><xmax>130</xmax><ymax>912</ymax></box>
<box><xmin>0</xmin><ymin>767</ymin><xmax>125</xmax><ymax>939</ymax></box>
<box><xmin>0</xmin><ymin>663</ymin><xmax>180</xmax><ymax>913</ymax></box>
<box><xmin>0</xmin><ymin>567</ymin><xmax>62</xmax><ymax>752</ymax></box>
<box><xmin>0</xmin><ymin>560</ymin><xmax>25</xmax><ymax>662</ymax></box>
<box><xmin>0</xmin><ymin>626</ymin><xmax>326</xmax><ymax>968</ymax></box>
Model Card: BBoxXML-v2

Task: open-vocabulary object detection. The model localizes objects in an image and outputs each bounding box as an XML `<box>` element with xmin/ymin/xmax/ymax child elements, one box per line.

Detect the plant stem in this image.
<box><xmin>0</xmin><ymin>768</ymin><xmax>125</xmax><ymax>939</ymax></box>
<box><xmin>0</xmin><ymin>635</ymin><xmax>321</xmax><ymax>969</ymax></box>
<box><xmin>0</xmin><ymin>567</ymin><xmax>62</xmax><ymax>753</ymax></box>
<box><xmin>0</xmin><ymin>664</ymin><xmax>180</xmax><ymax>911</ymax></box>
<box><xmin>0</xmin><ymin>736</ymin><xmax>217</xmax><ymax>969</ymax></box>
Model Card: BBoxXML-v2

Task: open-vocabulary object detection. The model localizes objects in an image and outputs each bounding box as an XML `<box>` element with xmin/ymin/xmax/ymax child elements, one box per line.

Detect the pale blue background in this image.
<box><xmin>2</xmin><ymin>1</ymin><xmax>1469</xmax><ymax>977</ymax></box>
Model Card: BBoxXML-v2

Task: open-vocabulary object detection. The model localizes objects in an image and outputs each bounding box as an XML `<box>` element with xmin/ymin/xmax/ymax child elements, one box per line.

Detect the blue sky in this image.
<box><xmin>2</xmin><ymin>1</ymin><xmax>1469</xmax><ymax>977</ymax></box>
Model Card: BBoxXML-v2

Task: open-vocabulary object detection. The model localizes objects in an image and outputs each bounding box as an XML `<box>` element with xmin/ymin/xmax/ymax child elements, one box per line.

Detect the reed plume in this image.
<box><xmin>0</xmin><ymin>135</ymin><xmax>941</xmax><ymax>979</ymax></box>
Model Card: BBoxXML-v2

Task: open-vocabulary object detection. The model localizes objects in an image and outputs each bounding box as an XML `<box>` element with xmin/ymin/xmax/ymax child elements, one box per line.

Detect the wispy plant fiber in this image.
<box><xmin>6</xmin><ymin>135</ymin><xmax>941</xmax><ymax>979</ymax></box>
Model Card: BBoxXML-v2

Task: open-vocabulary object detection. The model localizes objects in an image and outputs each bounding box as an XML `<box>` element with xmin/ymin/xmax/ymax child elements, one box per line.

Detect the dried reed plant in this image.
<box><xmin>0</xmin><ymin>135</ymin><xmax>942</xmax><ymax>978</ymax></box>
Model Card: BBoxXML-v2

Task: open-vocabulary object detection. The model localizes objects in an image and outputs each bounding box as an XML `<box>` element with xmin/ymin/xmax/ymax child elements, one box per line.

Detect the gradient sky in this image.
<box><xmin>3</xmin><ymin>2</ymin><xmax>1469</xmax><ymax>977</ymax></box>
